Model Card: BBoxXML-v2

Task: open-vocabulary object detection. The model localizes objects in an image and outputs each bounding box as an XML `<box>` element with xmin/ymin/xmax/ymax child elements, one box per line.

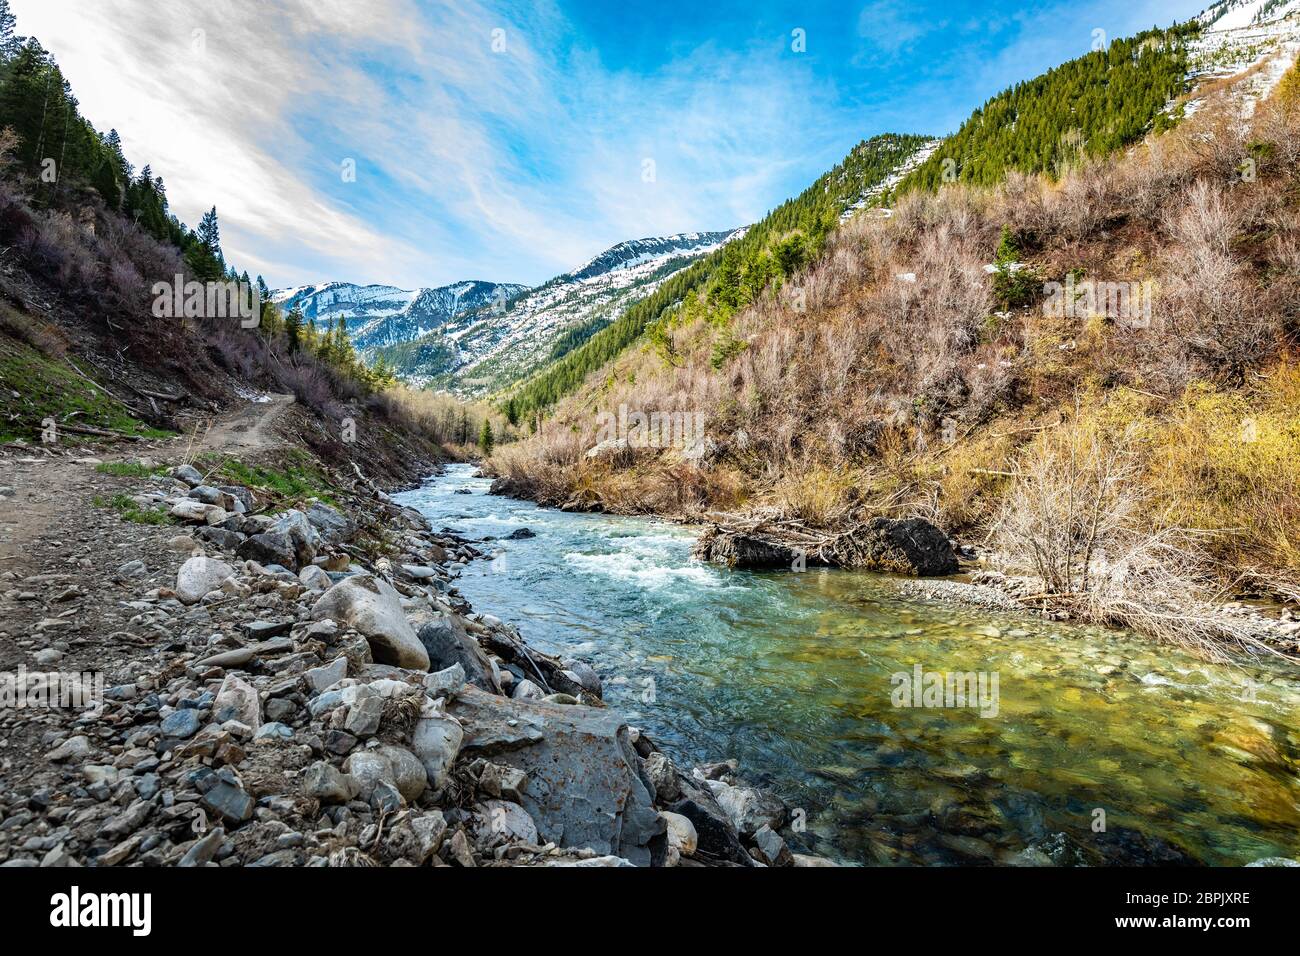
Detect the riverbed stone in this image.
<box><xmin>175</xmin><ymin>556</ymin><xmax>236</xmax><ymax>605</ymax></box>
<box><xmin>310</xmin><ymin>574</ymin><xmax>429</xmax><ymax>670</ymax></box>
<box><xmin>449</xmin><ymin>686</ymin><xmax>663</xmax><ymax>866</ymax></box>
<box><xmin>416</xmin><ymin>614</ymin><xmax>500</xmax><ymax>692</ymax></box>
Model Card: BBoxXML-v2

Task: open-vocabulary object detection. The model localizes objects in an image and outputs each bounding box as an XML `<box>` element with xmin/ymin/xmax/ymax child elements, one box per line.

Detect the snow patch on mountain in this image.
<box><xmin>270</xmin><ymin>279</ymin><xmax>528</xmax><ymax>354</ymax></box>
<box><xmin>387</xmin><ymin>229</ymin><xmax>744</xmax><ymax>394</ymax></box>
<box><xmin>1185</xmin><ymin>0</ymin><xmax>1300</xmax><ymax>118</ymax></box>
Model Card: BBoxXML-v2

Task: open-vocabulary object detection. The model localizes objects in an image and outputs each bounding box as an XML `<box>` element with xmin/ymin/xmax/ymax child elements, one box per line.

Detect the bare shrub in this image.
<box><xmin>992</xmin><ymin>418</ymin><xmax>1282</xmax><ymax>660</ymax></box>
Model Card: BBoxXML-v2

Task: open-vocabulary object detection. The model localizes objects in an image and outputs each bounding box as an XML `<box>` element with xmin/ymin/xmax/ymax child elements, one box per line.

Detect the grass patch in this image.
<box><xmin>95</xmin><ymin>461</ymin><xmax>169</xmax><ymax>478</ymax></box>
<box><xmin>0</xmin><ymin>336</ymin><xmax>175</xmax><ymax>442</ymax></box>
<box><xmin>94</xmin><ymin>493</ymin><xmax>176</xmax><ymax>525</ymax></box>
<box><xmin>199</xmin><ymin>450</ymin><xmax>340</xmax><ymax>507</ymax></box>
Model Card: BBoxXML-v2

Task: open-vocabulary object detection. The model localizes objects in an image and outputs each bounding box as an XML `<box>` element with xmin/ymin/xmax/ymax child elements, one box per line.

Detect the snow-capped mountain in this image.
<box><xmin>270</xmin><ymin>279</ymin><xmax>528</xmax><ymax>354</ymax></box>
<box><xmin>377</xmin><ymin>229</ymin><xmax>744</xmax><ymax>394</ymax></box>
<box><xmin>1187</xmin><ymin>0</ymin><xmax>1300</xmax><ymax>114</ymax></box>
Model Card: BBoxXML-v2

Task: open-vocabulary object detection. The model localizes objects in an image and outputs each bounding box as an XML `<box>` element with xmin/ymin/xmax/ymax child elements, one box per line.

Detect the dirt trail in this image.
<box><xmin>192</xmin><ymin>392</ymin><xmax>295</xmax><ymax>457</ymax></box>
<box><xmin>0</xmin><ymin>393</ymin><xmax>294</xmax><ymax>574</ymax></box>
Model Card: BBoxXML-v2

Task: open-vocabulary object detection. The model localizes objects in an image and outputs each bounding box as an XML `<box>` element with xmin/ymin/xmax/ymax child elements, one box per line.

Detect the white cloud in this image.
<box><xmin>9</xmin><ymin>0</ymin><xmax>869</xmax><ymax>288</ymax></box>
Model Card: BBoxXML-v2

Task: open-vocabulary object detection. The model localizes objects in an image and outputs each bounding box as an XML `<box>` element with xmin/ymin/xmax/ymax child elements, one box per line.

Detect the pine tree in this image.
<box><xmin>0</xmin><ymin>1</ymin><xmax>20</xmax><ymax>62</ymax></box>
<box><xmin>479</xmin><ymin>419</ymin><xmax>495</xmax><ymax>454</ymax></box>
<box><xmin>285</xmin><ymin>305</ymin><xmax>304</xmax><ymax>354</ymax></box>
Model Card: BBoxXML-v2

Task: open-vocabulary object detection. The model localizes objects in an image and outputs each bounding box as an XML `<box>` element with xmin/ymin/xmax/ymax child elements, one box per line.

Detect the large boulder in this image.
<box><xmin>305</xmin><ymin>502</ymin><xmax>353</xmax><ymax>545</ymax></box>
<box><xmin>270</xmin><ymin>510</ymin><xmax>319</xmax><ymax>568</ymax></box>
<box><xmin>237</xmin><ymin>532</ymin><xmax>298</xmax><ymax>571</ymax></box>
<box><xmin>448</xmin><ymin>686</ymin><xmax>664</xmax><ymax>866</ymax></box>
<box><xmin>310</xmin><ymin>575</ymin><xmax>429</xmax><ymax>670</ymax></box>
<box><xmin>416</xmin><ymin>615</ymin><xmax>501</xmax><ymax>693</ymax></box>
<box><xmin>694</xmin><ymin>516</ymin><xmax>959</xmax><ymax>576</ymax></box>
<box><xmin>175</xmin><ymin>557</ymin><xmax>236</xmax><ymax>605</ymax></box>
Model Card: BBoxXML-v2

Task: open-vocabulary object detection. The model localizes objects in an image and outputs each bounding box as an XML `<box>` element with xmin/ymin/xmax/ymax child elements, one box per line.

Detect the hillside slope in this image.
<box><xmin>490</xmin><ymin>21</ymin><xmax>1300</xmax><ymax>657</ymax></box>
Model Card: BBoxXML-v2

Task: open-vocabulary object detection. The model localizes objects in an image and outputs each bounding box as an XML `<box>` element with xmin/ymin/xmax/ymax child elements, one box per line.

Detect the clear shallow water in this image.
<box><xmin>397</xmin><ymin>464</ymin><xmax>1300</xmax><ymax>866</ymax></box>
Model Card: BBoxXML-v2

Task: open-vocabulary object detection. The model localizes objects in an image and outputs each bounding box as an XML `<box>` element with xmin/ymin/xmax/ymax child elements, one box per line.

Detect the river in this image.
<box><xmin>396</xmin><ymin>463</ymin><xmax>1300</xmax><ymax>866</ymax></box>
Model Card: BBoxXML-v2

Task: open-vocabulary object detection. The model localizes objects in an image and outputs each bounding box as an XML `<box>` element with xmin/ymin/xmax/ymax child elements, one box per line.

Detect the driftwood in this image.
<box><xmin>57</xmin><ymin>422</ymin><xmax>144</xmax><ymax>441</ymax></box>
<box><xmin>695</xmin><ymin>511</ymin><xmax>960</xmax><ymax>576</ymax></box>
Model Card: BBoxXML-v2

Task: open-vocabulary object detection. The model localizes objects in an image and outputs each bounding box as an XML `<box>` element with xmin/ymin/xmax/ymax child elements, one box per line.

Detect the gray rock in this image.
<box><xmin>478</xmin><ymin>800</ymin><xmax>539</xmax><ymax>843</ymax></box>
<box><xmin>160</xmin><ymin>709</ymin><xmax>203</xmax><ymax>739</ymax></box>
<box><xmin>478</xmin><ymin>762</ymin><xmax>528</xmax><ymax>802</ymax></box>
<box><xmin>201</xmin><ymin>780</ymin><xmax>255</xmax><ymax>825</ymax></box>
<box><xmin>410</xmin><ymin>702</ymin><xmax>464</xmax><ymax>791</ymax></box>
<box><xmin>298</xmin><ymin>565</ymin><xmax>332</xmax><ymax>592</ymax></box>
<box><xmin>270</xmin><ymin>510</ymin><xmax>320</xmax><ymax>568</ymax></box>
<box><xmin>175</xmin><ymin>556</ymin><xmax>235</xmax><ymax>605</ymax></box>
<box><xmin>711</xmin><ymin>783</ymin><xmax>786</xmax><ymax>838</ymax></box>
<box><xmin>449</xmin><ymin>686</ymin><xmax>662</xmax><ymax>865</ymax></box>
<box><xmin>178</xmin><ymin>827</ymin><xmax>226</xmax><ymax>867</ymax></box>
<box><xmin>643</xmin><ymin>752</ymin><xmax>682</xmax><ymax>803</ymax></box>
<box><xmin>416</xmin><ymin>614</ymin><xmax>500</xmax><ymax>692</ymax></box>
<box><xmin>305</xmin><ymin>502</ymin><xmax>353</xmax><ymax>544</ymax></box>
<box><xmin>115</xmin><ymin>559</ymin><xmax>147</xmax><ymax>580</ymax></box>
<box><xmin>343</xmin><ymin>689</ymin><xmax>385</xmax><ymax>738</ymax></box>
<box><xmin>237</xmin><ymin>532</ymin><xmax>298</xmax><ymax>571</ymax></box>
<box><xmin>512</xmin><ymin>678</ymin><xmax>545</xmax><ymax>700</ymax></box>
<box><xmin>171</xmin><ymin>464</ymin><xmax>204</xmax><ymax>487</ymax></box>
<box><xmin>751</xmin><ymin>824</ymin><xmax>793</xmax><ymax>866</ymax></box>
<box><xmin>305</xmin><ymin>657</ymin><xmax>348</xmax><ymax>694</ymax></box>
<box><xmin>344</xmin><ymin>750</ymin><xmax>397</xmax><ymax>802</ymax></box>
<box><xmin>311</xmin><ymin>575</ymin><xmax>429</xmax><ymax>670</ymax></box>
<box><xmin>45</xmin><ymin>735</ymin><xmax>92</xmax><ymax>763</ymax></box>
<box><xmin>423</xmin><ymin>662</ymin><xmax>466</xmax><ymax>700</ymax></box>
<box><xmin>384</xmin><ymin>811</ymin><xmax>446</xmax><ymax>864</ymax></box>
<box><xmin>212</xmin><ymin>674</ymin><xmax>261</xmax><ymax>732</ymax></box>
<box><xmin>376</xmin><ymin>744</ymin><xmax>428</xmax><ymax>802</ymax></box>
<box><xmin>255</xmin><ymin>722</ymin><xmax>294</xmax><ymax>741</ymax></box>
<box><xmin>303</xmin><ymin>762</ymin><xmax>359</xmax><ymax>803</ymax></box>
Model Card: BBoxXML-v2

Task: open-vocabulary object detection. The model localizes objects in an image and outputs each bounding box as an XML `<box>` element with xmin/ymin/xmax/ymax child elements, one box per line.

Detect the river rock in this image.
<box><xmin>410</xmin><ymin>700</ymin><xmax>464</xmax><ymax>790</ymax></box>
<box><xmin>693</xmin><ymin>528</ymin><xmax>801</xmax><ymax>569</ymax></box>
<box><xmin>833</xmin><ymin>517</ymin><xmax>959</xmax><ymax>576</ymax></box>
<box><xmin>304</xmin><ymin>762</ymin><xmax>359</xmax><ymax>803</ymax></box>
<box><xmin>661</xmin><ymin>810</ymin><xmax>698</xmax><ymax>866</ymax></box>
<box><xmin>212</xmin><ymin>674</ymin><xmax>261</xmax><ymax>732</ymax></box>
<box><xmin>423</xmin><ymin>663</ymin><xmax>466</xmax><ymax>699</ymax></box>
<box><xmin>311</xmin><ymin>574</ymin><xmax>429</xmax><ymax>670</ymax></box>
<box><xmin>305</xmin><ymin>502</ymin><xmax>353</xmax><ymax>544</ymax></box>
<box><xmin>269</xmin><ymin>509</ymin><xmax>320</xmax><ymax>567</ymax></box>
<box><xmin>643</xmin><ymin>752</ymin><xmax>682</xmax><ymax>802</ymax></box>
<box><xmin>710</xmin><ymin>782</ymin><xmax>786</xmax><ymax>837</ymax></box>
<box><xmin>175</xmin><ymin>556</ymin><xmax>236</xmax><ymax>605</ymax></box>
<box><xmin>416</xmin><ymin>614</ymin><xmax>500</xmax><ymax>692</ymax></box>
<box><xmin>751</xmin><ymin>823</ymin><xmax>793</xmax><ymax>866</ymax></box>
<box><xmin>449</xmin><ymin>685</ymin><xmax>663</xmax><ymax>866</ymax></box>
<box><xmin>305</xmin><ymin>657</ymin><xmax>347</xmax><ymax>694</ymax></box>
<box><xmin>478</xmin><ymin>799</ymin><xmax>540</xmax><ymax>843</ymax></box>
<box><xmin>237</xmin><ymin>532</ymin><xmax>299</xmax><ymax>572</ymax></box>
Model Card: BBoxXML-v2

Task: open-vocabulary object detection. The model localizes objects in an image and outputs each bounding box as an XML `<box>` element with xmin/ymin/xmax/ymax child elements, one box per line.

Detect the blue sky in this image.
<box><xmin>15</xmin><ymin>0</ymin><xmax>1205</xmax><ymax>289</ymax></box>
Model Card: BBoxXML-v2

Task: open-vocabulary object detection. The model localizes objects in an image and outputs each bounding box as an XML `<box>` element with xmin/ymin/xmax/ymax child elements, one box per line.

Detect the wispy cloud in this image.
<box><xmin>11</xmin><ymin>0</ymin><xmax>1207</xmax><ymax>289</ymax></box>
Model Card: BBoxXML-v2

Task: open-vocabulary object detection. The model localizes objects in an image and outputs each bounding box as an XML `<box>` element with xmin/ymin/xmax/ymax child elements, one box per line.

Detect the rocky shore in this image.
<box><xmin>0</xmin><ymin>454</ymin><xmax>828</xmax><ymax>868</ymax></box>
